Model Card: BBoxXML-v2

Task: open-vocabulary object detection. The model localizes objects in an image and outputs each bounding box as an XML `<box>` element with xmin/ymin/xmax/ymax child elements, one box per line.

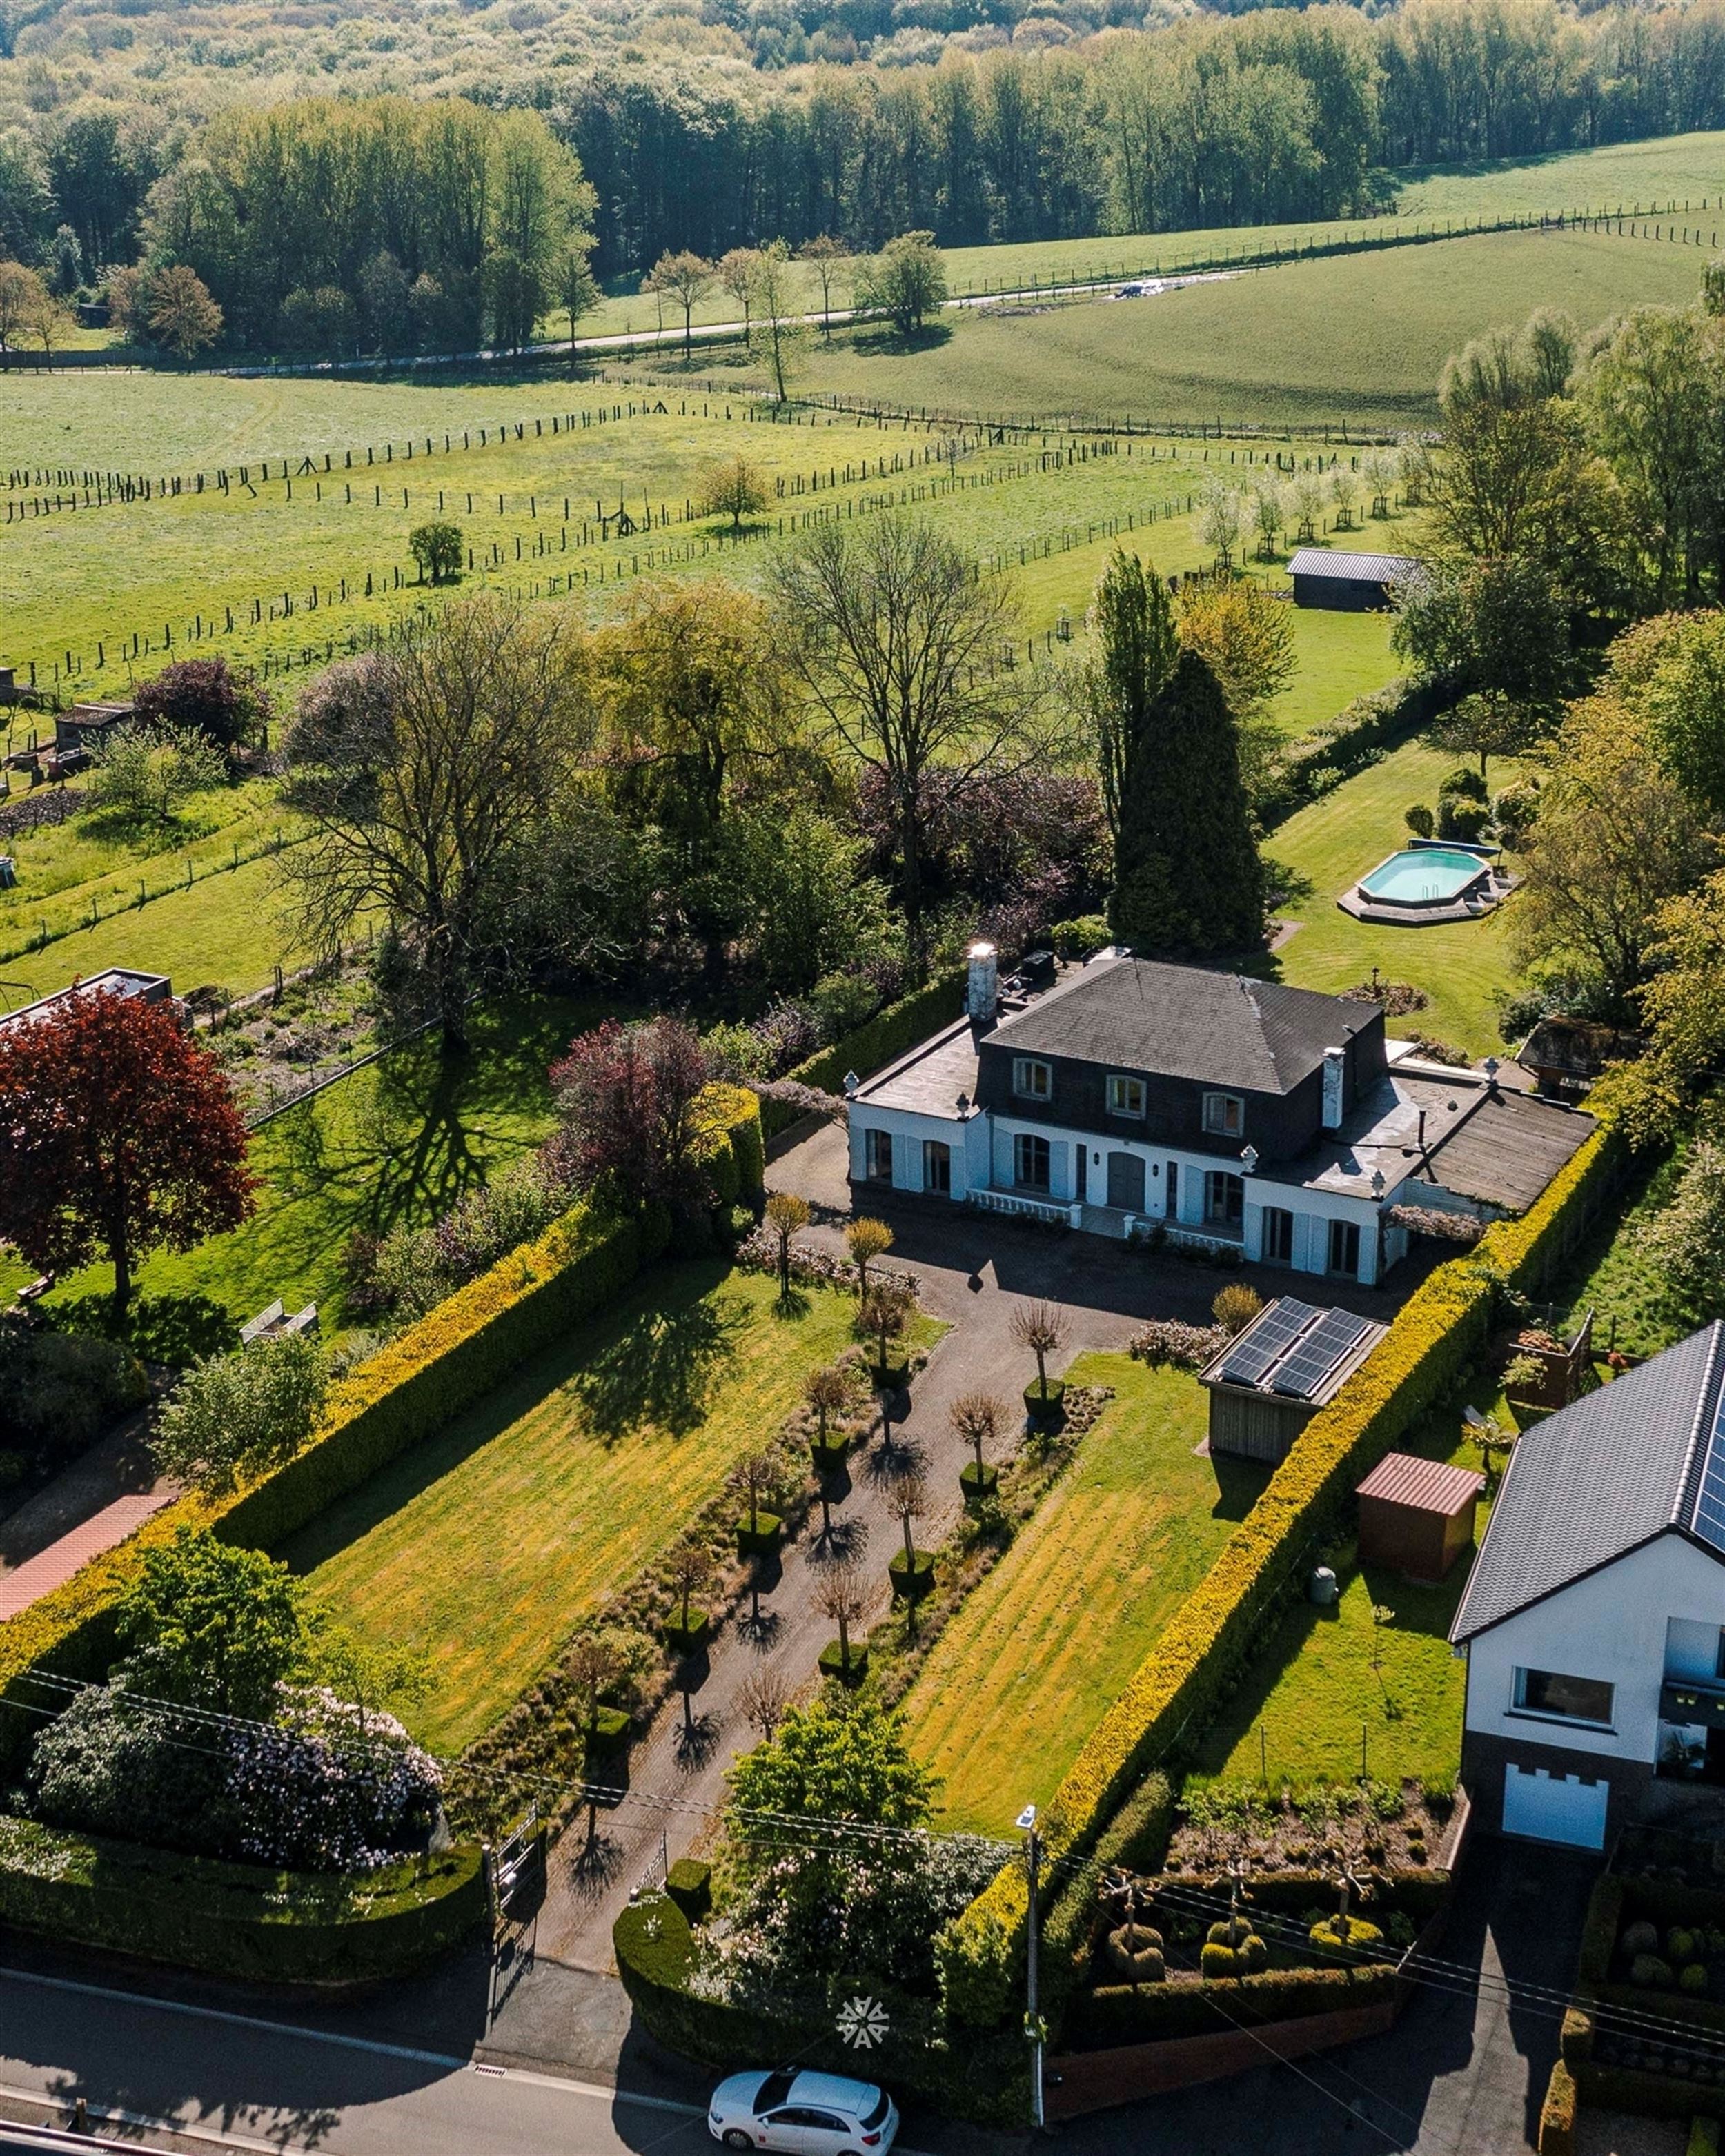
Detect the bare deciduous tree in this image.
<box><xmin>804</xmin><ymin>1363</ymin><xmax>853</xmax><ymax>1447</ymax></box>
<box><xmin>949</xmin><ymin>1392</ymin><xmax>1003</xmax><ymax>1477</ymax></box>
<box><xmin>890</xmin><ymin>1470</ymin><xmax>927</xmax><ymax>1571</ymax></box>
<box><xmin>860</xmin><ymin>1277</ymin><xmax>915</xmax><ymax>1383</ymax></box>
<box><xmin>566</xmin><ymin>1632</ymin><xmax>629</xmax><ymax>1740</ymax></box>
<box><xmin>665</xmin><ymin>1537</ymin><xmax>713</xmax><ymax>1634</ymax></box>
<box><xmin>816</xmin><ymin>1558</ymin><xmax>868</xmax><ymax>1672</ymax></box>
<box><xmin>769</xmin><ymin>514</ymin><xmax>1052</xmax><ymax>970</ymax></box>
<box><xmin>1012</xmin><ymin>1300</ymin><xmax>1069</xmax><ymax>1401</ymax></box>
<box><xmin>738</xmin><ymin>1665</ymin><xmax>792</xmax><ymax>1740</ymax></box>
<box><xmin>729</xmin><ymin>1448</ymin><xmax>785</xmax><ymax>1534</ymax></box>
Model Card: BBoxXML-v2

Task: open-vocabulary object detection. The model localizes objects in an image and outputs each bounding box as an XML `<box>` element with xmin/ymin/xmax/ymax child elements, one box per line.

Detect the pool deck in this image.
<box><xmin>1337</xmin><ymin>864</ymin><xmax>1518</xmax><ymax>927</ymax></box>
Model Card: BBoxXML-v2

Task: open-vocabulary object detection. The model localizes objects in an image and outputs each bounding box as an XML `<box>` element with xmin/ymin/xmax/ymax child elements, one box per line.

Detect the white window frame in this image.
<box><xmin>863</xmin><ymin>1127</ymin><xmax>894</xmax><ymax>1184</ymax></box>
<box><xmin>1107</xmin><ymin>1073</ymin><xmax>1146</xmax><ymax>1118</ymax></box>
<box><xmin>1013</xmin><ymin>1056</ymin><xmax>1052</xmax><ymax>1102</ymax></box>
<box><xmin>1512</xmin><ymin>1666</ymin><xmax>1615</xmax><ymax>1730</ymax></box>
<box><xmin>1328</xmin><ymin>1217</ymin><xmax>1361</xmax><ymax>1277</ymax></box>
<box><xmin>1203</xmin><ymin>1169</ymin><xmax>1244</xmax><ymax>1229</ymax></box>
<box><xmin>1202</xmin><ymin>1090</ymin><xmax>1245</xmax><ymax>1138</ymax></box>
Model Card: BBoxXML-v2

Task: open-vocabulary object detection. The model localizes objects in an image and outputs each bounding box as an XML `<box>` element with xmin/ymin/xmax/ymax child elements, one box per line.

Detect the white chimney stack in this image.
<box><xmin>1321</xmin><ymin>1045</ymin><xmax>1347</xmax><ymax>1129</ymax></box>
<box><xmin>967</xmin><ymin>941</ymin><xmax>998</xmax><ymax>1026</ymax></box>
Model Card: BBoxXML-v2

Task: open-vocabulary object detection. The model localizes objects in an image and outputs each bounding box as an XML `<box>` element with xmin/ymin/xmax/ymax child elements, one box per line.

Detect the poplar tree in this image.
<box><xmin>1108</xmin><ymin>649</ymin><xmax>1264</xmax><ymax>959</ymax></box>
<box><xmin>1081</xmin><ymin>547</ymin><xmax>1177</xmax><ymax>844</ymax></box>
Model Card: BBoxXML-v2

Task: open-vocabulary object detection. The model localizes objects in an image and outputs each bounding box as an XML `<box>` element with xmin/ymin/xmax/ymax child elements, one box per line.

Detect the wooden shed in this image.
<box><xmin>1355</xmin><ymin>1452</ymin><xmax>1483</xmax><ymax>1583</ymax></box>
<box><xmin>1288</xmin><ymin>548</ymin><xmax>1425</xmax><ymax>612</ymax></box>
<box><xmin>1199</xmin><ymin>1298</ymin><xmax>1386</xmax><ymax>1465</ymax></box>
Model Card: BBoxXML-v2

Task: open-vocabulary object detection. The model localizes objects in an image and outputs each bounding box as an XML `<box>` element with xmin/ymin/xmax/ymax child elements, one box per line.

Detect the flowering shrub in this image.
<box><xmin>353</xmin><ymin>1155</ymin><xmax>573</xmax><ymax>1321</ymax></box>
<box><xmin>1387</xmin><ymin>1203</ymin><xmax>1486</xmax><ymax>1245</ymax></box>
<box><xmin>227</xmin><ymin>1689</ymin><xmax>442</xmax><ymax>1872</ymax></box>
<box><xmin>1128</xmin><ymin>1319</ymin><xmax>1227</xmax><ymax>1370</ymax></box>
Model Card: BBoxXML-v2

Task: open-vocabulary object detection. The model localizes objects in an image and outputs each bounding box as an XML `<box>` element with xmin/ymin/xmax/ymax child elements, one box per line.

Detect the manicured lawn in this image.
<box><xmin>1272</xmin><ymin>606</ymin><xmax>1403</xmax><ymax>738</ymax></box>
<box><xmin>1550</xmin><ymin>1138</ymin><xmax>1695</xmax><ymax>1360</ymax></box>
<box><xmin>777</xmin><ymin>228</ymin><xmax>1703</xmax><ymax>432</ymax></box>
<box><xmin>901</xmin><ymin>1352</ymin><xmax>1269</xmax><ymax>1834</ymax></box>
<box><xmin>0</xmin><ymin>996</ymin><xmax>588</xmax><ymax>1329</ymax></box>
<box><xmin>1187</xmin><ymin>1381</ymin><xmax>1513</xmax><ymax>1792</ymax></box>
<box><xmin>1264</xmin><ymin>738</ymin><xmax>1528</xmax><ymax>1057</ymax></box>
<box><xmin>285</xmin><ymin>1263</ymin><xmax>882</xmax><ymax>1753</ymax></box>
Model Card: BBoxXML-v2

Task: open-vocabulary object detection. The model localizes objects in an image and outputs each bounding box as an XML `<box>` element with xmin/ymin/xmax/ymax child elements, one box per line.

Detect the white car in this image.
<box><xmin>708</xmin><ymin>2068</ymin><xmax>899</xmax><ymax>2156</ymax></box>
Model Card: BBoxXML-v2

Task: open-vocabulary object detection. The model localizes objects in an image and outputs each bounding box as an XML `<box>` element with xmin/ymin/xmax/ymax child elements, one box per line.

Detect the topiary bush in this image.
<box><xmin>1631</xmin><ymin>1953</ymin><xmax>1675</xmax><ymax>1988</ymax></box>
<box><xmin>1310</xmin><ymin>1917</ymin><xmax>1384</xmax><ymax>1955</ymax></box>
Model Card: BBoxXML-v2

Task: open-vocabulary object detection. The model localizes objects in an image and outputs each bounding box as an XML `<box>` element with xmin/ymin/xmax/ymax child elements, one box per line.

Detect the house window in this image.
<box><xmin>1204</xmin><ymin>1171</ymin><xmax>1244</xmax><ymax>1230</ymax></box>
<box><xmin>1014</xmin><ymin>1133</ymin><xmax>1051</xmax><ymax>1191</ymax></box>
<box><xmin>923</xmin><ymin>1139</ymin><xmax>952</xmax><ymax>1196</ymax></box>
<box><xmin>1013</xmin><ymin>1057</ymin><xmax>1052</xmax><ymax>1102</ymax></box>
<box><xmin>1203</xmin><ymin>1091</ymin><xmax>1245</xmax><ymax>1138</ymax></box>
<box><xmin>1328</xmin><ymin>1218</ymin><xmax>1361</xmax><ymax>1277</ymax></box>
<box><xmin>1515</xmin><ymin>1668</ymin><xmax>1615</xmax><ymax>1728</ymax></box>
<box><xmin>1263</xmin><ymin>1206</ymin><xmax>1294</xmax><ymax>1264</ymax></box>
<box><xmin>1107</xmin><ymin>1073</ymin><xmax>1145</xmax><ymax>1118</ymax></box>
<box><xmin>864</xmin><ymin>1127</ymin><xmax>894</xmax><ymax>1184</ymax></box>
<box><xmin>1716</xmin><ymin>1630</ymin><xmax>1725</xmax><ymax>1681</ymax></box>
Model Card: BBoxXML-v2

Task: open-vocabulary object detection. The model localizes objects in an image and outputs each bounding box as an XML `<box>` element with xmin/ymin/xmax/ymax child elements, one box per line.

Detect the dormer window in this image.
<box><xmin>1203</xmin><ymin>1091</ymin><xmax>1245</xmax><ymax>1138</ymax></box>
<box><xmin>1107</xmin><ymin>1074</ymin><xmax>1145</xmax><ymax>1118</ymax></box>
<box><xmin>1013</xmin><ymin>1057</ymin><xmax>1052</xmax><ymax>1102</ymax></box>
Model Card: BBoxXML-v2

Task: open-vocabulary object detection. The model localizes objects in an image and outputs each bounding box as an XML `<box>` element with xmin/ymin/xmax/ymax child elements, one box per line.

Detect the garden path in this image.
<box><xmin>0</xmin><ymin>1415</ymin><xmax>178</xmax><ymax>1620</ymax></box>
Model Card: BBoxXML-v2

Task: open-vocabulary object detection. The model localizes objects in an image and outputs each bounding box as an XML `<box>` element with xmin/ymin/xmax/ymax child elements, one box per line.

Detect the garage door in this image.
<box><xmin>1501</xmin><ymin>1763</ymin><xmax>1608</xmax><ymax>1850</ymax></box>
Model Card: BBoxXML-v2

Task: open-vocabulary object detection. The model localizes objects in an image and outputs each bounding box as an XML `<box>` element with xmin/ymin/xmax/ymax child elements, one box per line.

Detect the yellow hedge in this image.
<box><xmin>938</xmin><ymin>1121</ymin><xmax>1622</xmax><ymax>2025</ymax></box>
<box><xmin>0</xmin><ymin>1085</ymin><xmax>764</xmax><ymax>1767</ymax></box>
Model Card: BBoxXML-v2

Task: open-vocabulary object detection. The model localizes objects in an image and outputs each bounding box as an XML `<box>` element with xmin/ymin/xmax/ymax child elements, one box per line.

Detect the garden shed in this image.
<box><xmin>1288</xmin><ymin>549</ymin><xmax>1424</xmax><ymax>612</ymax></box>
<box><xmin>1199</xmin><ymin>1297</ymin><xmax>1386</xmax><ymax>1465</ymax></box>
<box><xmin>1355</xmin><ymin>1452</ymin><xmax>1483</xmax><ymax>1583</ymax></box>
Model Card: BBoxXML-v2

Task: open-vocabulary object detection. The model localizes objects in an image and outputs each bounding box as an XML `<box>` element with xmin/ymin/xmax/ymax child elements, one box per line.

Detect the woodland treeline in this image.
<box><xmin>4</xmin><ymin>0</ymin><xmax>1724</xmax><ymax>293</ymax></box>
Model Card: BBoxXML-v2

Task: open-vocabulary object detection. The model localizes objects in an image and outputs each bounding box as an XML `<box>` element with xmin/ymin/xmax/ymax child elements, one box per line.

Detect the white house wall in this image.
<box><xmin>1463</xmin><ymin>1531</ymin><xmax>1725</xmax><ymax>1769</ymax></box>
<box><xmin>847</xmin><ymin>1107</ymin><xmax>973</xmax><ymax>1198</ymax></box>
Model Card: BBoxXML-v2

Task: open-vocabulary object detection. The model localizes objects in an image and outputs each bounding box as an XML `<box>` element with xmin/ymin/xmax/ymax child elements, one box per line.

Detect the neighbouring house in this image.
<box><xmin>1356</xmin><ymin>1451</ymin><xmax>1483</xmax><ymax>1583</ymax></box>
<box><xmin>1450</xmin><ymin>1323</ymin><xmax>1725</xmax><ymax>1850</ymax></box>
<box><xmin>845</xmin><ymin>947</ymin><xmax>1594</xmax><ymax>1287</ymax></box>
<box><xmin>0</xmin><ymin>969</ymin><xmax>176</xmax><ymax>1034</ymax></box>
<box><xmin>1198</xmin><ymin>1296</ymin><xmax>1386</xmax><ymax>1463</ymax></box>
<box><xmin>1288</xmin><ymin>548</ymin><xmax>1425</xmax><ymax>612</ymax></box>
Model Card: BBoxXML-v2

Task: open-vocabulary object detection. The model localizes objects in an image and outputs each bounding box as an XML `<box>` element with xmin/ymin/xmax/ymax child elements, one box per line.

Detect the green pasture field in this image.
<box><xmin>762</xmin><ymin>228</ymin><xmax>1708</xmax><ymax>432</ymax></box>
<box><xmin>0</xmin><ymin>994</ymin><xmax>584</xmax><ymax>1327</ymax></box>
<box><xmin>900</xmin><ymin>1352</ymin><xmax>1269</xmax><ymax>1834</ymax></box>
<box><xmin>546</xmin><ymin>129</ymin><xmax>1725</xmax><ymax>346</ymax></box>
<box><xmin>1263</xmin><ymin>739</ymin><xmax>1526</xmax><ymax>1057</ymax></box>
<box><xmin>4</xmin><ymin>386</ymin><xmax>1236</xmax><ymax>698</ymax></box>
<box><xmin>1549</xmin><ymin>1136</ymin><xmax>1695</xmax><ymax>1361</ymax></box>
<box><xmin>1186</xmin><ymin>1381</ymin><xmax>1514</xmax><ymax>1792</ymax></box>
<box><xmin>286</xmin><ymin>1263</ymin><xmax>894</xmax><ymax>1752</ymax></box>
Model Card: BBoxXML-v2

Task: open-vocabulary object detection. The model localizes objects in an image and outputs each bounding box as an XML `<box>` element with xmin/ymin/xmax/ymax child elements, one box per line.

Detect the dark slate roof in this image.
<box><xmin>1288</xmin><ymin>548</ymin><xmax>1425</xmax><ymax>584</ymax></box>
<box><xmin>1450</xmin><ymin>1323</ymin><xmax>1725</xmax><ymax>1642</ymax></box>
<box><xmin>985</xmin><ymin>956</ymin><xmax>1370</xmax><ymax>1096</ymax></box>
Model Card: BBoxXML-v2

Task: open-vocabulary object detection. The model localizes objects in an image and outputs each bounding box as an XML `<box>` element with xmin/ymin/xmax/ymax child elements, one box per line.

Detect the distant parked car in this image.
<box><xmin>708</xmin><ymin>2069</ymin><xmax>900</xmax><ymax>2156</ymax></box>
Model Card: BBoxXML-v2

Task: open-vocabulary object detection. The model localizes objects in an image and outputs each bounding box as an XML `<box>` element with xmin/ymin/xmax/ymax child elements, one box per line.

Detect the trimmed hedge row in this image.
<box><xmin>1258</xmin><ymin>675</ymin><xmax>1453</xmax><ymax>833</ymax></box>
<box><xmin>1577</xmin><ymin>1870</ymin><xmax>1725</xmax><ymax>2038</ymax></box>
<box><xmin>938</xmin><ymin>1122</ymin><xmax>1623</xmax><ymax>2028</ymax></box>
<box><xmin>1068</xmin><ymin>1961</ymin><xmax>1403</xmax><ymax>2048</ymax></box>
<box><xmin>759</xmin><ymin>969</ymin><xmax>967</xmax><ymax>1140</ymax></box>
<box><xmin>0</xmin><ymin>1085</ymin><xmax>765</xmax><ymax>1771</ymax></box>
<box><xmin>613</xmin><ymin>1892</ymin><xmax>1027</xmax><ymax>2127</ymax></box>
<box><xmin>1539</xmin><ymin>2060</ymin><xmax>1578</xmax><ymax>2156</ymax></box>
<box><xmin>0</xmin><ymin>1812</ymin><xmax>485</xmax><ymax>1986</ymax></box>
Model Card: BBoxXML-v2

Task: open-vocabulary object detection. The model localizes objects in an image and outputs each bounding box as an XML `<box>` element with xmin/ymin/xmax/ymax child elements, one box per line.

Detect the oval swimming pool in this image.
<box><xmin>1359</xmin><ymin>847</ymin><xmax>1490</xmax><ymax>907</ymax></box>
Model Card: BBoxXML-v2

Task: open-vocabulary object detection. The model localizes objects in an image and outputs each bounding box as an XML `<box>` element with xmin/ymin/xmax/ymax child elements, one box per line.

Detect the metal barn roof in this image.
<box><xmin>1287</xmin><ymin>549</ymin><xmax>1425</xmax><ymax>584</ymax></box>
<box><xmin>1357</xmin><ymin>1451</ymin><xmax>1483</xmax><ymax>1517</ymax></box>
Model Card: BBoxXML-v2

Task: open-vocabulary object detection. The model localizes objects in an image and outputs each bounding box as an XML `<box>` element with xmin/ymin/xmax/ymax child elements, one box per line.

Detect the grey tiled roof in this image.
<box><xmin>1288</xmin><ymin>549</ymin><xmax>1425</xmax><ymax>584</ymax></box>
<box><xmin>986</xmin><ymin>956</ymin><xmax>1370</xmax><ymax>1096</ymax></box>
<box><xmin>1450</xmin><ymin>1323</ymin><xmax>1725</xmax><ymax>1642</ymax></box>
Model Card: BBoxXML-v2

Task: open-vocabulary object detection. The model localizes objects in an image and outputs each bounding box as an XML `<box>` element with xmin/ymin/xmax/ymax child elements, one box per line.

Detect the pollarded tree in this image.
<box><xmin>738</xmin><ymin>1665</ymin><xmax>792</xmax><ymax>1741</ymax></box>
<box><xmin>814</xmin><ymin>1561</ymin><xmax>869</xmax><ymax>1683</ymax></box>
<box><xmin>860</xmin><ymin>1277</ymin><xmax>915</xmax><ymax>1383</ymax></box>
<box><xmin>1108</xmin><ymin>647</ymin><xmax>1265</xmax><ymax>959</ymax></box>
<box><xmin>844</xmin><ymin>1216</ymin><xmax>894</xmax><ymax>1298</ymax></box>
<box><xmin>665</xmin><ymin>1536</ymin><xmax>714</xmax><ymax>1637</ymax></box>
<box><xmin>0</xmin><ymin>985</ymin><xmax>255</xmax><ymax>1316</ymax></box>
<box><xmin>949</xmin><ymin>1392</ymin><xmax>1003</xmax><ymax>1478</ymax></box>
<box><xmin>408</xmin><ymin>520</ymin><xmax>464</xmax><ymax>586</ymax></box>
<box><xmin>805</xmin><ymin>1363</ymin><xmax>854</xmax><ymax>1450</ymax></box>
<box><xmin>765</xmin><ymin>1189</ymin><xmax>811</xmax><ymax>1299</ymax></box>
<box><xmin>566</xmin><ymin>1631</ymin><xmax>632</xmax><ymax>1745</ymax></box>
<box><xmin>1011</xmin><ymin>1300</ymin><xmax>1068</xmax><ymax>1403</ymax></box>
<box><xmin>729</xmin><ymin>1448</ymin><xmax>787</xmax><ymax>1538</ymax></box>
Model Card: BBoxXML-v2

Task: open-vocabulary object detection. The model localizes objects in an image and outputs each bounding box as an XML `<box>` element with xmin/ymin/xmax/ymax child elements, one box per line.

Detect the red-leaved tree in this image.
<box><xmin>547</xmin><ymin>1016</ymin><xmax>712</xmax><ymax>1214</ymax></box>
<box><xmin>0</xmin><ymin>988</ymin><xmax>257</xmax><ymax>1314</ymax></box>
<box><xmin>132</xmin><ymin>657</ymin><xmax>271</xmax><ymax>753</ymax></box>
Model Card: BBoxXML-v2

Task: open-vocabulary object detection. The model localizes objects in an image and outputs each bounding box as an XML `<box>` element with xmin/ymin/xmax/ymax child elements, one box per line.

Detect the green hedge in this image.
<box><xmin>1258</xmin><ymin>675</ymin><xmax>1453</xmax><ymax>832</ymax></box>
<box><xmin>0</xmin><ymin>1813</ymin><xmax>485</xmax><ymax>1986</ymax></box>
<box><xmin>760</xmin><ymin>969</ymin><xmax>966</xmax><ymax>1139</ymax></box>
<box><xmin>938</xmin><ymin>1122</ymin><xmax>1624</xmax><ymax>2028</ymax></box>
<box><xmin>1577</xmin><ymin>1871</ymin><xmax>1725</xmax><ymax>2037</ymax></box>
<box><xmin>1067</xmin><ymin>1961</ymin><xmax>1402</xmax><ymax>2048</ymax></box>
<box><xmin>1539</xmin><ymin>2060</ymin><xmax>1578</xmax><ymax>2156</ymax></box>
<box><xmin>613</xmin><ymin>1893</ymin><xmax>1026</xmax><ymax>2127</ymax></box>
<box><xmin>0</xmin><ymin>1085</ymin><xmax>765</xmax><ymax>1770</ymax></box>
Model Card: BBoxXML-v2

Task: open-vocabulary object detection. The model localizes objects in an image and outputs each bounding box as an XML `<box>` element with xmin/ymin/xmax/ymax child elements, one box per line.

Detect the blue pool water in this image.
<box><xmin>1359</xmin><ymin>847</ymin><xmax>1488</xmax><ymax>905</ymax></box>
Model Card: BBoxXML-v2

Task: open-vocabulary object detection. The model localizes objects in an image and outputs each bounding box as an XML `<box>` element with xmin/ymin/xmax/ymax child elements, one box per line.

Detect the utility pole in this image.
<box><xmin>1018</xmin><ymin>1803</ymin><xmax>1045</xmax><ymax>2129</ymax></box>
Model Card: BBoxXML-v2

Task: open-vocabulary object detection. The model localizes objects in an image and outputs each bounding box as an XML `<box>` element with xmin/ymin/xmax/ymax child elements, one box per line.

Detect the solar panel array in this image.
<box><xmin>1218</xmin><ymin>1299</ymin><xmax>1320</xmax><ymax>1388</ymax></box>
<box><xmin>1690</xmin><ymin>1378</ymin><xmax>1725</xmax><ymax>1556</ymax></box>
<box><xmin>1270</xmin><ymin>1307</ymin><xmax>1376</xmax><ymax>1401</ymax></box>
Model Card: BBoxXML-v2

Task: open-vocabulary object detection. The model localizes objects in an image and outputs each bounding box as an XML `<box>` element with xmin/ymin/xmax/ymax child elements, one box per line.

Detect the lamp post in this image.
<box><xmin>1017</xmin><ymin>1802</ymin><xmax>1045</xmax><ymax>2129</ymax></box>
